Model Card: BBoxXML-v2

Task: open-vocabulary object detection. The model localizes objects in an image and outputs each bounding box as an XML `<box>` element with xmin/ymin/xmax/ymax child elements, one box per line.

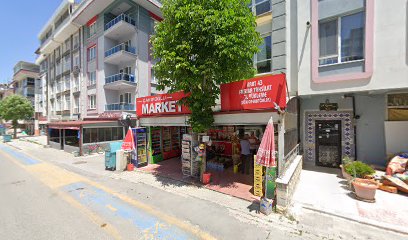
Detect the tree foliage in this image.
<box><xmin>152</xmin><ymin>0</ymin><xmax>261</xmax><ymax>132</ymax></box>
<box><xmin>0</xmin><ymin>95</ymin><xmax>34</xmax><ymax>138</ymax></box>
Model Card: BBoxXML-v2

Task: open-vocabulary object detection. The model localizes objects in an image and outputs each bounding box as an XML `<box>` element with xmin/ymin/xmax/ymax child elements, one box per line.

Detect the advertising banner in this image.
<box><xmin>220</xmin><ymin>74</ymin><xmax>287</xmax><ymax>112</ymax></box>
<box><xmin>136</xmin><ymin>92</ymin><xmax>191</xmax><ymax>117</ymax></box>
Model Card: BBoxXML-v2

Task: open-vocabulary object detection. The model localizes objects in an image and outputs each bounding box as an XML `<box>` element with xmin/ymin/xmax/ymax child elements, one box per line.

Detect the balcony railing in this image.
<box><xmin>105</xmin><ymin>73</ymin><xmax>136</xmax><ymax>85</ymax></box>
<box><xmin>105</xmin><ymin>44</ymin><xmax>136</xmax><ymax>58</ymax></box>
<box><xmin>105</xmin><ymin>103</ymin><xmax>135</xmax><ymax>111</ymax></box>
<box><xmin>105</xmin><ymin>14</ymin><xmax>136</xmax><ymax>31</ymax></box>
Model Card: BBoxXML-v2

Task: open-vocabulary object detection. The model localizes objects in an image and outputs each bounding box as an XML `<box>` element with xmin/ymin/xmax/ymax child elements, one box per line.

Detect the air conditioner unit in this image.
<box><xmin>73</xmin><ymin>66</ymin><xmax>80</xmax><ymax>75</ymax></box>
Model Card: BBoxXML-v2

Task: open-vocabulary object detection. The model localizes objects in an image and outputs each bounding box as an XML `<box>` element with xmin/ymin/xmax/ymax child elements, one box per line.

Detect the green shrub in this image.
<box><xmin>344</xmin><ymin>161</ymin><xmax>375</xmax><ymax>178</ymax></box>
<box><xmin>342</xmin><ymin>156</ymin><xmax>353</xmax><ymax>166</ymax></box>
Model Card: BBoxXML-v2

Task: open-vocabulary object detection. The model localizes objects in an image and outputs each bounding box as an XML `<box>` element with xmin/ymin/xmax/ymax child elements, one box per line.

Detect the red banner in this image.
<box><xmin>136</xmin><ymin>92</ymin><xmax>191</xmax><ymax>117</ymax></box>
<box><xmin>220</xmin><ymin>74</ymin><xmax>287</xmax><ymax>112</ymax></box>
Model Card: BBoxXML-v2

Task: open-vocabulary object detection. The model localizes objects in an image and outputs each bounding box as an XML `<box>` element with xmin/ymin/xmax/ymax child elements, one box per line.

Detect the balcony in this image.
<box><xmin>104</xmin><ymin>44</ymin><xmax>136</xmax><ymax>65</ymax></box>
<box><xmin>104</xmin><ymin>73</ymin><xmax>136</xmax><ymax>90</ymax></box>
<box><xmin>105</xmin><ymin>103</ymin><xmax>135</xmax><ymax>111</ymax></box>
<box><xmin>104</xmin><ymin>14</ymin><xmax>136</xmax><ymax>41</ymax></box>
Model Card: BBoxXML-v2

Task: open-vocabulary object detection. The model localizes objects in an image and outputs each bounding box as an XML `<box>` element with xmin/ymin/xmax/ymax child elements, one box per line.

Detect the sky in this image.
<box><xmin>0</xmin><ymin>0</ymin><xmax>61</xmax><ymax>83</ymax></box>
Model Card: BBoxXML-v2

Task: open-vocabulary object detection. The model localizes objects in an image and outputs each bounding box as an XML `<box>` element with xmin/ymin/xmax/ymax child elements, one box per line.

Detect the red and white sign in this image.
<box><xmin>136</xmin><ymin>92</ymin><xmax>191</xmax><ymax>117</ymax></box>
<box><xmin>220</xmin><ymin>74</ymin><xmax>287</xmax><ymax>112</ymax></box>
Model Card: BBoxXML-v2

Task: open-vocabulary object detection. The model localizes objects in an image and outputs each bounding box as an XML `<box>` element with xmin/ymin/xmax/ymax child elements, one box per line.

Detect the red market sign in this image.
<box><xmin>220</xmin><ymin>74</ymin><xmax>287</xmax><ymax>112</ymax></box>
<box><xmin>136</xmin><ymin>92</ymin><xmax>191</xmax><ymax>117</ymax></box>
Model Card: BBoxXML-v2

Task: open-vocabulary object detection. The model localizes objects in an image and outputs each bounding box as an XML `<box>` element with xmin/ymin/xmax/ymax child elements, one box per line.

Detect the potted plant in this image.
<box><xmin>346</xmin><ymin>161</ymin><xmax>378</xmax><ymax>201</ymax></box>
<box><xmin>340</xmin><ymin>156</ymin><xmax>353</xmax><ymax>180</ymax></box>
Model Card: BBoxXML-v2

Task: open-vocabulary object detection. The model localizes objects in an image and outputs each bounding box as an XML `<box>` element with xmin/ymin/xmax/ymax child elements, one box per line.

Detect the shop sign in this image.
<box><xmin>98</xmin><ymin>112</ymin><xmax>122</xmax><ymax>119</ymax></box>
<box><xmin>136</xmin><ymin>92</ymin><xmax>191</xmax><ymax>117</ymax></box>
<box><xmin>319</xmin><ymin>100</ymin><xmax>338</xmax><ymax>111</ymax></box>
<box><xmin>220</xmin><ymin>74</ymin><xmax>287</xmax><ymax>112</ymax></box>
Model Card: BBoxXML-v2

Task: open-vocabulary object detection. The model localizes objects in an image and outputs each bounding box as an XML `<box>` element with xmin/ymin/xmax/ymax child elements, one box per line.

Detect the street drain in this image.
<box><xmin>73</xmin><ymin>161</ymin><xmax>87</xmax><ymax>165</ymax></box>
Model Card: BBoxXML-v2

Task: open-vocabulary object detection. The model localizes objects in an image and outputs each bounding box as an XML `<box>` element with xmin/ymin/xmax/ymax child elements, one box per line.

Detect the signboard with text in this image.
<box><xmin>220</xmin><ymin>74</ymin><xmax>287</xmax><ymax>112</ymax></box>
<box><xmin>136</xmin><ymin>92</ymin><xmax>191</xmax><ymax>117</ymax></box>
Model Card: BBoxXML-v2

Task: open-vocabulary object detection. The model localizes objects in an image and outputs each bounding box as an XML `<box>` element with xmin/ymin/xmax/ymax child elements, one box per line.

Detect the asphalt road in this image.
<box><xmin>0</xmin><ymin>144</ymin><xmax>302</xmax><ymax>240</ymax></box>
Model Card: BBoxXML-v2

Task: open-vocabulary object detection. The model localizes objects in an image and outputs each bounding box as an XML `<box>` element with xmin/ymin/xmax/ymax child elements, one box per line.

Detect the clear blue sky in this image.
<box><xmin>0</xmin><ymin>0</ymin><xmax>61</xmax><ymax>83</ymax></box>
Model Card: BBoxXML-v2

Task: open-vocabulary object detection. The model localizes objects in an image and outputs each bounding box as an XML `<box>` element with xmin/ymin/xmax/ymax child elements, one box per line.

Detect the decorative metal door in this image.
<box><xmin>315</xmin><ymin>120</ymin><xmax>342</xmax><ymax>167</ymax></box>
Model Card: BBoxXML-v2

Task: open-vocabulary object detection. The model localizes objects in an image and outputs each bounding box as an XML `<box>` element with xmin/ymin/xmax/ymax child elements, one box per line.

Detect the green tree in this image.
<box><xmin>0</xmin><ymin>95</ymin><xmax>34</xmax><ymax>139</ymax></box>
<box><xmin>152</xmin><ymin>0</ymin><xmax>261</xmax><ymax>132</ymax></box>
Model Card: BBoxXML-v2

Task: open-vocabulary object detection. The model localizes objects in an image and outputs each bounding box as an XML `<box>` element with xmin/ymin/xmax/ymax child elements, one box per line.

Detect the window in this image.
<box><xmin>119</xmin><ymin>93</ymin><xmax>131</xmax><ymax>104</ymax></box>
<box><xmin>88</xmin><ymin>46</ymin><xmax>96</xmax><ymax>61</ymax></box>
<box><xmin>120</xmin><ymin>66</ymin><xmax>131</xmax><ymax>74</ymax></box>
<box><xmin>89</xmin><ymin>22</ymin><xmax>97</xmax><ymax>37</ymax></box>
<box><xmin>64</xmin><ymin>39</ymin><xmax>70</xmax><ymax>52</ymax></box>
<box><xmin>387</xmin><ymin>93</ymin><xmax>408</xmax><ymax>121</ymax></box>
<box><xmin>249</xmin><ymin>0</ymin><xmax>271</xmax><ymax>16</ymax></box>
<box><xmin>89</xmin><ymin>95</ymin><xmax>96</xmax><ymax>109</ymax></box>
<box><xmin>319</xmin><ymin>12</ymin><xmax>365</xmax><ymax>66</ymax></box>
<box><xmin>88</xmin><ymin>71</ymin><xmax>96</xmax><ymax>86</ymax></box>
<box><xmin>255</xmin><ymin>35</ymin><xmax>272</xmax><ymax>74</ymax></box>
<box><xmin>73</xmin><ymin>53</ymin><xmax>80</xmax><ymax>67</ymax></box>
<box><xmin>83</xmin><ymin>127</ymin><xmax>124</xmax><ymax>143</ymax></box>
<box><xmin>73</xmin><ymin>34</ymin><xmax>80</xmax><ymax>48</ymax></box>
<box><xmin>151</xmin><ymin>68</ymin><xmax>157</xmax><ymax>84</ymax></box>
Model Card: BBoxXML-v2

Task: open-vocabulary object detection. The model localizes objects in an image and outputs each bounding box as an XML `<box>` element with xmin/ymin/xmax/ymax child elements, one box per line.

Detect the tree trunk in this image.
<box><xmin>12</xmin><ymin>120</ymin><xmax>17</xmax><ymax>139</ymax></box>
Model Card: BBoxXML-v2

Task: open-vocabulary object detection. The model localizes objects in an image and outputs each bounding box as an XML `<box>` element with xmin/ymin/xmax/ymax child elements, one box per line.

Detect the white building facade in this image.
<box><xmin>297</xmin><ymin>0</ymin><xmax>408</xmax><ymax>167</ymax></box>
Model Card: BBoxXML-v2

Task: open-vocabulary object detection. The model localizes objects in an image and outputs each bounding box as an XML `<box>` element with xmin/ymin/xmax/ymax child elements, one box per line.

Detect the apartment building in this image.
<box><xmin>0</xmin><ymin>84</ymin><xmax>13</xmax><ymax>101</ymax></box>
<box><xmin>37</xmin><ymin>0</ymin><xmax>162</xmax><ymax>154</ymax></box>
<box><xmin>37</xmin><ymin>0</ymin><xmax>83</xmax><ymax>123</ymax></box>
<box><xmin>297</xmin><ymin>0</ymin><xmax>408</xmax><ymax>168</ymax></box>
<box><xmin>11</xmin><ymin>61</ymin><xmax>41</xmax><ymax>135</ymax></box>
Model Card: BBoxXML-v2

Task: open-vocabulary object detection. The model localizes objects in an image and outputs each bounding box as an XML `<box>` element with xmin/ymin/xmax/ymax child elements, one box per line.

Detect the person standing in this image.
<box><xmin>248</xmin><ymin>131</ymin><xmax>259</xmax><ymax>156</ymax></box>
<box><xmin>240</xmin><ymin>134</ymin><xmax>251</xmax><ymax>175</ymax></box>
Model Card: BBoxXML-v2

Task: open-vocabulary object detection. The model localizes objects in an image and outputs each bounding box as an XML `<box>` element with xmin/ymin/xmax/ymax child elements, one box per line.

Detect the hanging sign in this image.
<box><xmin>136</xmin><ymin>92</ymin><xmax>191</xmax><ymax>117</ymax></box>
<box><xmin>319</xmin><ymin>100</ymin><xmax>338</xmax><ymax>111</ymax></box>
<box><xmin>220</xmin><ymin>74</ymin><xmax>287</xmax><ymax>112</ymax></box>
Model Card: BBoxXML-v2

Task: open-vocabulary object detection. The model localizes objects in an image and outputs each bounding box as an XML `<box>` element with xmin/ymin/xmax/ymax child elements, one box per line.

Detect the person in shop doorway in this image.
<box><xmin>249</xmin><ymin>131</ymin><xmax>260</xmax><ymax>156</ymax></box>
<box><xmin>240</xmin><ymin>134</ymin><xmax>251</xmax><ymax>175</ymax></box>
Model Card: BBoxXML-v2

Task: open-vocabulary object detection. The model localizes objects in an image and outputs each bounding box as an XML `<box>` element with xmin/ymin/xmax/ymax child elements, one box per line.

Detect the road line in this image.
<box><xmin>0</xmin><ymin>145</ymin><xmax>40</xmax><ymax>165</ymax></box>
<box><xmin>0</xmin><ymin>144</ymin><xmax>217</xmax><ymax>240</ymax></box>
<box><xmin>0</xmin><ymin>146</ymin><xmax>122</xmax><ymax>240</ymax></box>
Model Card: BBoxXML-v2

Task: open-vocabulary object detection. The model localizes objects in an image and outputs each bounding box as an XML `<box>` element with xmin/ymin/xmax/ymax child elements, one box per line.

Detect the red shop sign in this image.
<box><xmin>220</xmin><ymin>74</ymin><xmax>287</xmax><ymax>112</ymax></box>
<box><xmin>136</xmin><ymin>92</ymin><xmax>191</xmax><ymax>117</ymax></box>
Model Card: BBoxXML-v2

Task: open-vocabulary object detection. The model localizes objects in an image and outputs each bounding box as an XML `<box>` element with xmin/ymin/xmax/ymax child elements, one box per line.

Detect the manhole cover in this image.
<box><xmin>73</xmin><ymin>161</ymin><xmax>87</xmax><ymax>165</ymax></box>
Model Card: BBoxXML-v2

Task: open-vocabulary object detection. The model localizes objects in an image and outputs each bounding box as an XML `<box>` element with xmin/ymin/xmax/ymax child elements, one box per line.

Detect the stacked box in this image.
<box><xmin>254</xmin><ymin>158</ymin><xmax>264</xmax><ymax>197</ymax></box>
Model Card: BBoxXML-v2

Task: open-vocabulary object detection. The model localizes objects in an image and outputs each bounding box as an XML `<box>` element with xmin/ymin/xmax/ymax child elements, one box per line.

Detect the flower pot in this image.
<box><xmin>340</xmin><ymin>164</ymin><xmax>352</xmax><ymax>181</ymax></box>
<box><xmin>352</xmin><ymin>178</ymin><xmax>379</xmax><ymax>201</ymax></box>
<box><xmin>127</xmin><ymin>163</ymin><xmax>134</xmax><ymax>171</ymax></box>
<box><xmin>202</xmin><ymin>172</ymin><xmax>211</xmax><ymax>185</ymax></box>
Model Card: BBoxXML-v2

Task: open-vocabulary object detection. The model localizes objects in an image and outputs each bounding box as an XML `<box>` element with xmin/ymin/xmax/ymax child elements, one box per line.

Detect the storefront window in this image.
<box><xmin>49</xmin><ymin>129</ymin><xmax>60</xmax><ymax>143</ymax></box>
<box><xmin>83</xmin><ymin>127</ymin><xmax>125</xmax><ymax>143</ymax></box>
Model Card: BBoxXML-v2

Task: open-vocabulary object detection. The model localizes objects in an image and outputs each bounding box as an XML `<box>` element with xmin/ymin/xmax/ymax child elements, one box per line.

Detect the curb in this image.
<box><xmin>300</xmin><ymin>204</ymin><xmax>408</xmax><ymax>236</ymax></box>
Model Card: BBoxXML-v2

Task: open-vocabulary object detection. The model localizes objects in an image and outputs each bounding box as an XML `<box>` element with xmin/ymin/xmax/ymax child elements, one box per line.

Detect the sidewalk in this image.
<box><xmin>4</xmin><ymin>139</ymin><xmax>408</xmax><ymax>240</ymax></box>
<box><xmin>290</xmin><ymin>164</ymin><xmax>408</xmax><ymax>235</ymax></box>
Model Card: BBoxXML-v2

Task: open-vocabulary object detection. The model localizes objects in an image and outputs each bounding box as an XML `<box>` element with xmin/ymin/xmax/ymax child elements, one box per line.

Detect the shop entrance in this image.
<box><xmin>138</xmin><ymin>124</ymin><xmax>267</xmax><ymax>201</ymax></box>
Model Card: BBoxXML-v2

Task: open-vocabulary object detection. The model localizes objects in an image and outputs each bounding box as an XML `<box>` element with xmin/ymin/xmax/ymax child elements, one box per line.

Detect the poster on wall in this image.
<box><xmin>136</xmin><ymin>91</ymin><xmax>191</xmax><ymax>117</ymax></box>
<box><xmin>220</xmin><ymin>74</ymin><xmax>287</xmax><ymax>112</ymax></box>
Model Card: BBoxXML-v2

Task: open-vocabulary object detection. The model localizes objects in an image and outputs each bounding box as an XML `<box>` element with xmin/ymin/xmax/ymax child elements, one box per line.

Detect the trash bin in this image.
<box><xmin>105</xmin><ymin>150</ymin><xmax>116</xmax><ymax>171</ymax></box>
<box><xmin>104</xmin><ymin>142</ymin><xmax>123</xmax><ymax>171</ymax></box>
<box><xmin>3</xmin><ymin>135</ymin><xmax>12</xmax><ymax>143</ymax></box>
